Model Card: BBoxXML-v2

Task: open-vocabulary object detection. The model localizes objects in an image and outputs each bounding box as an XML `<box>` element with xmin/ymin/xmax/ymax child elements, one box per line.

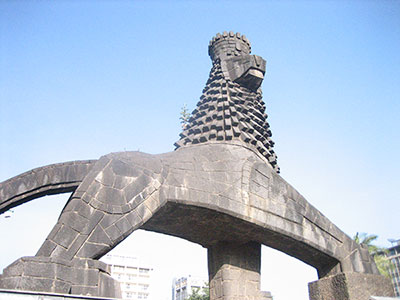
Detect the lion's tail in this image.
<box><xmin>0</xmin><ymin>160</ymin><xmax>97</xmax><ymax>214</ymax></box>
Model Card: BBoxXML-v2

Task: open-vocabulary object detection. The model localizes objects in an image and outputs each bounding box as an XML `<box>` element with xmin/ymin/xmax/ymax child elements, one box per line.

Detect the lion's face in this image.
<box><xmin>220</xmin><ymin>54</ymin><xmax>266</xmax><ymax>91</ymax></box>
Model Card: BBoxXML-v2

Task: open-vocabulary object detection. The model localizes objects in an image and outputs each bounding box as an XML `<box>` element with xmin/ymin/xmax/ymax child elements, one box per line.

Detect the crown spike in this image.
<box><xmin>208</xmin><ymin>31</ymin><xmax>252</xmax><ymax>62</ymax></box>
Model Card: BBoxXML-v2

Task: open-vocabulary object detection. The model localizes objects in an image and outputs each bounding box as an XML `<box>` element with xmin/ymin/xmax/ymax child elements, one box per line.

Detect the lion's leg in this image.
<box><xmin>37</xmin><ymin>152</ymin><xmax>166</xmax><ymax>261</ymax></box>
<box><xmin>1</xmin><ymin>153</ymin><xmax>166</xmax><ymax>295</ymax></box>
<box><xmin>37</xmin><ymin>194</ymin><xmax>162</xmax><ymax>261</ymax></box>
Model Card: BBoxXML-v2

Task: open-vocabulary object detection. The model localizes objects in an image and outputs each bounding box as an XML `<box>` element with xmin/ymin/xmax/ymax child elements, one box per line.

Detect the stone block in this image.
<box><xmin>221</xmin><ymin>268</ymin><xmax>240</xmax><ymax>281</ymax></box>
<box><xmin>308</xmin><ymin>272</ymin><xmax>395</xmax><ymax>300</ymax></box>
<box><xmin>110</xmin><ymin>159</ymin><xmax>141</xmax><ymax>178</ymax></box>
<box><xmin>70</xmin><ymin>285</ymin><xmax>99</xmax><ymax>296</ymax></box>
<box><xmin>188</xmin><ymin>188</ymin><xmax>210</xmax><ymax>205</ymax></box>
<box><xmin>115</xmin><ymin>216</ymin><xmax>133</xmax><ymax>237</ymax></box>
<box><xmin>55</xmin><ymin>264</ymin><xmax>73</xmax><ymax>282</ymax></box>
<box><xmin>24</xmin><ymin>262</ymin><xmax>56</xmax><ymax>279</ymax></box>
<box><xmin>72</xmin><ymin>268</ymin><xmax>99</xmax><ymax>287</ymax></box>
<box><xmin>82</xmin><ymin>210</ymin><xmax>104</xmax><ymax>235</ymax></box>
<box><xmin>0</xmin><ymin>276</ymin><xmax>21</xmax><ymax>289</ymax></box>
<box><xmin>223</xmin><ymin>281</ymin><xmax>239</xmax><ymax>296</ymax></box>
<box><xmin>97</xmin><ymin>186</ymin><xmax>125</xmax><ymax>205</ymax></box>
<box><xmin>52</xmin><ymin>225</ymin><xmax>78</xmax><ymax>249</ymax></box>
<box><xmin>104</xmin><ymin>224</ymin><xmax>122</xmax><ymax>243</ymax></box>
<box><xmin>53</xmin><ymin>279</ymin><xmax>71</xmax><ymax>294</ymax></box>
<box><xmin>64</xmin><ymin>235</ymin><xmax>87</xmax><ymax>260</ymax></box>
<box><xmin>18</xmin><ymin>277</ymin><xmax>54</xmax><ymax>292</ymax></box>
<box><xmin>136</xmin><ymin>203</ymin><xmax>152</xmax><ymax>222</ymax></box>
<box><xmin>87</xmin><ymin>260</ymin><xmax>110</xmax><ymax>274</ymax></box>
<box><xmin>99</xmin><ymin>213</ymin><xmax>117</xmax><ymax>229</ymax></box>
<box><xmin>76</xmin><ymin>242</ymin><xmax>109</xmax><ymax>259</ymax></box>
<box><xmin>113</xmin><ymin>174</ymin><xmax>133</xmax><ymax>190</ymax></box>
<box><xmin>2</xmin><ymin>259</ymin><xmax>24</xmax><ymax>277</ymax></box>
<box><xmin>125</xmin><ymin>210</ymin><xmax>143</xmax><ymax>227</ymax></box>
<box><xmin>99</xmin><ymin>272</ymin><xmax>122</xmax><ymax>299</ymax></box>
<box><xmin>88</xmin><ymin>226</ymin><xmax>113</xmax><ymax>245</ymax></box>
<box><xmin>144</xmin><ymin>194</ymin><xmax>160</xmax><ymax>213</ymax></box>
<box><xmin>60</xmin><ymin>211</ymin><xmax>89</xmax><ymax>233</ymax></box>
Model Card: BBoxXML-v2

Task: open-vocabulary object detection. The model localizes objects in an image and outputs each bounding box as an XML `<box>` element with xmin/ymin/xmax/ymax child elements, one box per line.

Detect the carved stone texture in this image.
<box><xmin>174</xmin><ymin>31</ymin><xmax>279</xmax><ymax>173</ymax></box>
<box><xmin>0</xmin><ymin>256</ymin><xmax>121</xmax><ymax>298</ymax></box>
<box><xmin>0</xmin><ymin>160</ymin><xmax>96</xmax><ymax>214</ymax></box>
<box><xmin>208</xmin><ymin>242</ymin><xmax>261</xmax><ymax>300</ymax></box>
<box><xmin>36</xmin><ymin>151</ymin><xmax>167</xmax><ymax>262</ymax></box>
<box><xmin>0</xmin><ymin>32</ymin><xmax>390</xmax><ymax>300</ymax></box>
<box><xmin>308</xmin><ymin>272</ymin><xmax>395</xmax><ymax>300</ymax></box>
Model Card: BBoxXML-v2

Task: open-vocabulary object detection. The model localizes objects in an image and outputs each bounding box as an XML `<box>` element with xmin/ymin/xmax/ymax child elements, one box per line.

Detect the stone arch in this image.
<box><xmin>0</xmin><ymin>160</ymin><xmax>96</xmax><ymax>214</ymax></box>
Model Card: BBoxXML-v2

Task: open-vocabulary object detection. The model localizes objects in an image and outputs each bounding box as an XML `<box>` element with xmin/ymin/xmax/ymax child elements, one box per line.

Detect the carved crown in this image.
<box><xmin>208</xmin><ymin>31</ymin><xmax>251</xmax><ymax>62</ymax></box>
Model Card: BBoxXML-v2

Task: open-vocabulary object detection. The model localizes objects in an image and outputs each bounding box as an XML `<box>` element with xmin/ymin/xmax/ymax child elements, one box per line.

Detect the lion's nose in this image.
<box><xmin>235</xmin><ymin>67</ymin><xmax>264</xmax><ymax>91</ymax></box>
<box><xmin>247</xmin><ymin>68</ymin><xmax>264</xmax><ymax>80</ymax></box>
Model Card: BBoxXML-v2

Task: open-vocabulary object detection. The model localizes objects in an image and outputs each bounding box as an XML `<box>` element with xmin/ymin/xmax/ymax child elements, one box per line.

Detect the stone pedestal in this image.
<box><xmin>0</xmin><ymin>256</ymin><xmax>121</xmax><ymax>299</ymax></box>
<box><xmin>0</xmin><ymin>289</ymin><xmax>119</xmax><ymax>299</ymax></box>
<box><xmin>308</xmin><ymin>272</ymin><xmax>395</xmax><ymax>300</ymax></box>
<box><xmin>208</xmin><ymin>241</ymin><xmax>261</xmax><ymax>300</ymax></box>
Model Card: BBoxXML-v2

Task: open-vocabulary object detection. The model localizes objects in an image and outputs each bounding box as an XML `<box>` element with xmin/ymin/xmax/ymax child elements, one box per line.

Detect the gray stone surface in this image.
<box><xmin>0</xmin><ymin>31</ymin><xmax>390</xmax><ymax>300</ymax></box>
<box><xmin>0</xmin><ymin>257</ymin><xmax>120</xmax><ymax>299</ymax></box>
<box><xmin>208</xmin><ymin>242</ymin><xmax>261</xmax><ymax>300</ymax></box>
<box><xmin>0</xmin><ymin>161</ymin><xmax>96</xmax><ymax>214</ymax></box>
<box><xmin>174</xmin><ymin>31</ymin><xmax>279</xmax><ymax>173</ymax></box>
<box><xmin>308</xmin><ymin>272</ymin><xmax>395</xmax><ymax>300</ymax></box>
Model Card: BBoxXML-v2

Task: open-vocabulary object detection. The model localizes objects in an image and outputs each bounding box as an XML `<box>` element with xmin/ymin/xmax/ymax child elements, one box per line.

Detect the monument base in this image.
<box><xmin>308</xmin><ymin>272</ymin><xmax>394</xmax><ymax>300</ymax></box>
<box><xmin>0</xmin><ymin>288</ymin><xmax>119</xmax><ymax>299</ymax></box>
<box><xmin>0</xmin><ymin>256</ymin><xmax>121</xmax><ymax>299</ymax></box>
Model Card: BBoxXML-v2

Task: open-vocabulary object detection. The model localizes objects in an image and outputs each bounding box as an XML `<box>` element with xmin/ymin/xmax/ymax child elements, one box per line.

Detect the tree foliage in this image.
<box><xmin>354</xmin><ymin>232</ymin><xmax>393</xmax><ymax>278</ymax></box>
<box><xmin>187</xmin><ymin>286</ymin><xmax>209</xmax><ymax>300</ymax></box>
<box><xmin>180</xmin><ymin>104</ymin><xmax>191</xmax><ymax>130</ymax></box>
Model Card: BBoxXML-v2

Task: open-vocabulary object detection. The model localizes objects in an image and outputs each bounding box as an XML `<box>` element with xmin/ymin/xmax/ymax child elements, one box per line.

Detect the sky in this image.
<box><xmin>0</xmin><ymin>1</ymin><xmax>399</xmax><ymax>300</ymax></box>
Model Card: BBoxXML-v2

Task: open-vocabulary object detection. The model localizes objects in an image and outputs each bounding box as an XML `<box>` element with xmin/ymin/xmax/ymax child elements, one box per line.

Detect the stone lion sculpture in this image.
<box><xmin>0</xmin><ymin>32</ymin><xmax>391</xmax><ymax>300</ymax></box>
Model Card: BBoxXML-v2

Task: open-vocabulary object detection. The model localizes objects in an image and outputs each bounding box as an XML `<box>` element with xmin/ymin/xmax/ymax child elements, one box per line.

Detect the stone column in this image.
<box><xmin>208</xmin><ymin>241</ymin><xmax>261</xmax><ymax>300</ymax></box>
<box><xmin>308</xmin><ymin>272</ymin><xmax>395</xmax><ymax>300</ymax></box>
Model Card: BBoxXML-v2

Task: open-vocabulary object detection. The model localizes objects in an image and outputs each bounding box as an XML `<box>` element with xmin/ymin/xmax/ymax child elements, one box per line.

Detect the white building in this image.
<box><xmin>386</xmin><ymin>239</ymin><xmax>400</xmax><ymax>297</ymax></box>
<box><xmin>101</xmin><ymin>254</ymin><xmax>154</xmax><ymax>300</ymax></box>
<box><xmin>172</xmin><ymin>275</ymin><xmax>208</xmax><ymax>300</ymax></box>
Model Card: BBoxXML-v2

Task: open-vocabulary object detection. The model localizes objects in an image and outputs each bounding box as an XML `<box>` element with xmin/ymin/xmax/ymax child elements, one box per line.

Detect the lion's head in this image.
<box><xmin>175</xmin><ymin>32</ymin><xmax>279</xmax><ymax>172</ymax></box>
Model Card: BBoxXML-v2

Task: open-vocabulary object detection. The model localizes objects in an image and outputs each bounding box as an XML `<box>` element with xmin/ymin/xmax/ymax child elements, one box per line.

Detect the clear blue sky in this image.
<box><xmin>1</xmin><ymin>1</ymin><xmax>399</xmax><ymax>300</ymax></box>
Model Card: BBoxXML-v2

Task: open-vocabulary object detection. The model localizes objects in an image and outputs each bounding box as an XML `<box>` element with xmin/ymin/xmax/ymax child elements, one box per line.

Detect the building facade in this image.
<box><xmin>101</xmin><ymin>254</ymin><xmax>153</xmax><ymax>300</ymax></box>
<box><xmin>260</xmin><ymin>291</ymin><xmax>273</xmax><ymax>300</ymax></box>
<box><xmin>172</xmin><ymin>275</ymin><xmax>208</xmax><ymax>300</ymax></box>
<box><xmin>387</xmin><ymin>240</ymin><xmax>400</xmax><ymax>297</ymax></box>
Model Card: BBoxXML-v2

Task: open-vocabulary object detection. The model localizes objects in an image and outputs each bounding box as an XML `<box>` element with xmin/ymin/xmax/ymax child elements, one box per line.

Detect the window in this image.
<box><xmin>128</xmin><ymin>274</ymin><xmax>137</xmax><ymax>280</ymax></box>
<box><xmin>139</xmin><ymin>268</ymin><xmax>149</xmax><ymax>274</ymax></box>
<box><xmin>114</xmin><ymin>265</ymin><xmax>124</xmax><ymax>272</ymax></box>
<box><xmin>138</xmin><ymin>293</ymin><xmax>148</xmax><ymax>299</ymax></box>
<box><xmin>127</xmin><ymin>266</ymin><xmax>138</xmax><ymax>272</ymax></box>
<box><xmin>139</xmin><ymin>284</ymin><xmax>149</xmax><ymax>291</ymax></box>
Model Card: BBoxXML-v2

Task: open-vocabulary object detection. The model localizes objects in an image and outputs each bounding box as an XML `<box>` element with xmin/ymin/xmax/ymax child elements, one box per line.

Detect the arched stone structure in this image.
<box><xmin>0</xmin><ymin>160</ymin><xmax>96</xmax><ymax>214</ymax></box>
<box><xmin>0</xmin><ymin>32</ymin><xmax>394</xmax><ymax>300</ymax></box>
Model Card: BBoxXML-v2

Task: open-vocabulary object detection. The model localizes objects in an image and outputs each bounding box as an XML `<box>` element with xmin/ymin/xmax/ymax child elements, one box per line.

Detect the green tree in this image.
<box><xmin>354</xmin><ymin>232</ymin><xmax>393</xmax><ymax>278</ymax></box>
<box><xmin>180</xmin><ymin>104</ymin><xmax>191</xmax><ymax>130</ymax></box>
<box><xmin>187</xmin><ymin>285</ymin><xmax>209</xmax><ymax>300</ymax></box>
